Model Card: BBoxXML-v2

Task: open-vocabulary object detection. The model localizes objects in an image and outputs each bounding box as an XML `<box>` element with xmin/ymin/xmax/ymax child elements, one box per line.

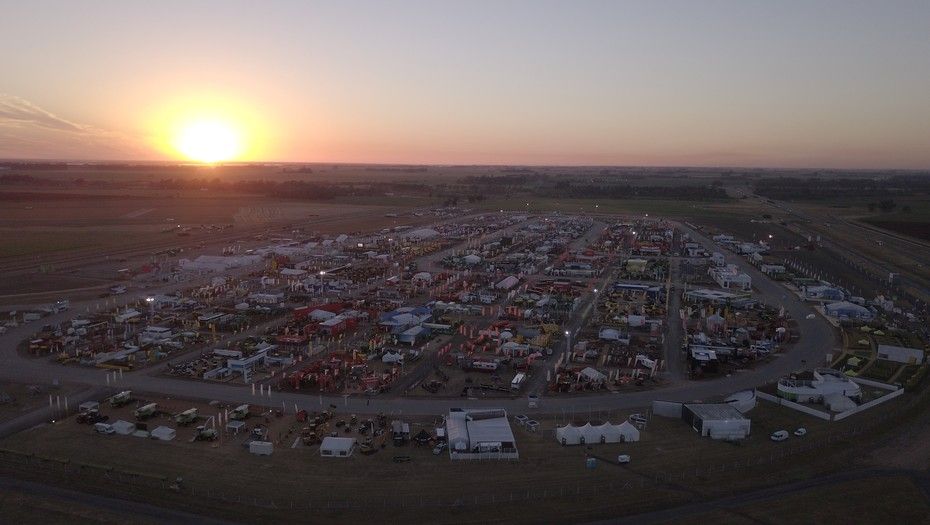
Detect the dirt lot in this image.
<box><xmin>0</xmin><ymin>389</ymin><xmax>911</xmax><ymax>524</ymax></box>
<box><xmin>672</xmin><ymin>474</ymin><xmax>930</xmax><ymax>525</ymax></box>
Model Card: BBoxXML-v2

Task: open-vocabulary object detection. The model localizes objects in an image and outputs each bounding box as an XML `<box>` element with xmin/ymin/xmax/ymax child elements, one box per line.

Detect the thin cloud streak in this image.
<box><xmin>0</xmin><ymin>94</ymin><xmax>87</xmax><ymax>133</ymax></box>
<box><xmin>0</xmin><ymin>94</ymin><xmax>152</xmax><ymax>160</ymax></box>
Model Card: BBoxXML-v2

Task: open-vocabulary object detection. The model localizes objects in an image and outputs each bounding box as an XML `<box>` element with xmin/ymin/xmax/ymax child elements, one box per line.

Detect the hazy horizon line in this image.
<box><xmin>1</xmin><ymin>157</ymin><xmax>928</xmax><ymax>174</ymax></box>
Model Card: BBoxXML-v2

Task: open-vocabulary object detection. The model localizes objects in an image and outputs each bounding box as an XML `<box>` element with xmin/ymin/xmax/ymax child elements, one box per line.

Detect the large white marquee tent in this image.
<box><xmin>556</xmin><ymin>421</ymin><xmax>640</xmax><ymax>445</ymax></box>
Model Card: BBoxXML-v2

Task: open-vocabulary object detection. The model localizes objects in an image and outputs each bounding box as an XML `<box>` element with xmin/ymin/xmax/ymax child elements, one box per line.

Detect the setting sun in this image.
<box><xmin>173</xmin><ymin>119</ymin><xmax>243</xmax><ymax>163</ymax></box>
<box><xmin>147</xmin><ymin>95</ymin><xmax>268</xmax><ymax>163</ymax></box>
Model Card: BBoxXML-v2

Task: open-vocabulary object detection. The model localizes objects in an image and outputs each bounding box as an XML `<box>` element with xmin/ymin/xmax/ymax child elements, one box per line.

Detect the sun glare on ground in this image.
<box><xmin>172</xmin><ymin>119</ymin><xmax>243</xmax><ymax>163</ymax></box>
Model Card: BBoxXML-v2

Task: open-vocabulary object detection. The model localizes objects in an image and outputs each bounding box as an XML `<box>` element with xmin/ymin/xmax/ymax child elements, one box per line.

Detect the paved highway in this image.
<box><xmin>0</xmin><ymin>222</ymin><xmax>837</xmax><ymax>416</ymax></box>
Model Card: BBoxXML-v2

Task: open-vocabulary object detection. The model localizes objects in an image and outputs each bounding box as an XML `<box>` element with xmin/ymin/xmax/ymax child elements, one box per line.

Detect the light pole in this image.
<box><xmin>319</xmin><ymin>270</ymin><xmax>326</xmax><ymax>299</ymax></box>
<box><xmin>145</xmin><ymin>296</ymin><xmax>155</xmax><ymax>321</ymax></box>
<box><xmin>564</xmin><ymin>330</ymin><xmax>571</xmax><ymax>361</ymax></box>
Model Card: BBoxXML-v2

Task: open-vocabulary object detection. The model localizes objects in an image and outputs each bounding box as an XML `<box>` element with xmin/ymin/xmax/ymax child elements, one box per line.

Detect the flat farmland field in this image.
<box><xmin>478</xmin><ymin>197</ymin><xmax>758</xmax><ymax>219</ymax></box>
<box><xmin>0</xmin><ymin>230</ymin><xmax>129</xmax><ymax>258</ymax></box>
<box><xmin>0</xmin><ymin>191</ymin><xmax>409</xmax><ymax>259</ymax></box>
<box><xmin>0</xmin><ymin>192</ymin><xmax>391</xmax><ymax>228</ymax></box>
<box><xmin>860</xmin><ymin>219</ymin><xmax>930</xmax><ymax>241</ymax></box>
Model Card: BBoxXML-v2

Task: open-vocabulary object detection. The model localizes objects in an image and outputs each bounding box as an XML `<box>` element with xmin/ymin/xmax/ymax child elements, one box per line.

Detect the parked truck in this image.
<box><xmin>110</xmin><ymin>390</ymin><xmax>133</xmax><ymax>407</ymax></box>
<box><xmin>175</xmin><ymin>408</ymin><xmax>198</xmax><ymax>425</ymax></box>
<box><xmin>229</xmin><ymin>404</ymin><xmax>250</xmax><ymax>420</ymax></box>
<box><xmin>192</xmin><ymin>426</ymin><xmax>217</xmax><ymax>441</ymax></box>
<box><xmin>77</xmin><ymin>410</ymin><xmax>109</xmax><ymax>425</ymax></box>
<box><xmin>134</xmin><ymin>403</ymin><xmax>158</xmax><ymax>420</ymax></box>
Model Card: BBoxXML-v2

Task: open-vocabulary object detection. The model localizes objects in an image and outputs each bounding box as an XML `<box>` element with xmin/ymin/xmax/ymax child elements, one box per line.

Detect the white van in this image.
<box><xmin>770</xmin><ymin>430</ymin><xmax>789</xmax><ymax>442</ymax></box>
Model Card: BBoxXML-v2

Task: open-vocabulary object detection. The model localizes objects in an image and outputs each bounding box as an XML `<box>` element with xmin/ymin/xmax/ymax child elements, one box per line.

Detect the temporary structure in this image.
<box><xmin>615</xmin><ymin>421</ymin><xmax>641</xmax><ymax>442</ymax></box>
<box><xmin>556</xmin><ymin>425</ymin><xmax>583</xmax><ymax>445</ymax></box>
<box><xmin>150</xmin><ymin>426</ymin><xmax>176</xmax><ymax>441</ymax></box>
<box><xmin>495</xmin><ymin>276</ymin><xmax>520</xmax><ymax>290</ymax></box>
<box><xmin>556</xmin><ymin>421</ymin><xmax>640</xmax><ymax>445</ymax></box>
<box><xmin>111</xmin><ymin>420</ymin><xmax>136</xmax><ymax>435</ymax></box>
<box><xmin>320</xmin><ymin>437</ymin><xmax>356</xmax><ymax>457</ymax></box>
<box><xmin>579</xmin><ymin>367</ymin><xmax>607</xmax><ymax>383</ymax></box>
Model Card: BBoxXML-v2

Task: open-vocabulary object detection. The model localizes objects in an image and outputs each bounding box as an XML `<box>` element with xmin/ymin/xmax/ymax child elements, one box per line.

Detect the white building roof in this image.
<box><xmin>319</xmin><ymin>437</ymin><xmax>356</xmax><ymax>454</ymax></box>
<box><xmin>447</xmin><ymin>409</ymin><xmax>516</xmax><ymax>452</ymax></box>
<box><xmin>405</xmin><ymin>228</ymin><xmax>440</xmax><ymax>241</ymax></box>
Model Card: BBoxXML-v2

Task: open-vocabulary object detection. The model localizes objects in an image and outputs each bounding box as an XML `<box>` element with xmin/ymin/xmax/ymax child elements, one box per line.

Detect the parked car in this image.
<box><xmin>770</xmin><ymin>430</ymin><xmax>789</xmax><ymax>442</ymax></box>
<box><xmin>794</xmin><ymin>427</ymin><xmax>807</xmax><ymax>437</ymax></box>
<box><xmin>617</xmin><ymin>454</ymin><xmax>631</xmax><ymax>464</ymax></box>
<box><xmin>432</xmin><ymin>443</ymin><xmax>447</xmax><ymax>455</ymax></box>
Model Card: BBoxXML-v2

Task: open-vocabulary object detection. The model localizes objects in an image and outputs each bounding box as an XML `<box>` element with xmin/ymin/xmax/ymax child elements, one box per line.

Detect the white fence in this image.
<box><xmin>757</xmin><ymin>385</ymin><xmax>905</xmax><ymax>422</ymax></box>
<box><xmin>449</xmin><ymin>451</ymin><xmax>520</xmax><ymax>461</ymax></box>
<box><xmin>755</xmin><ymin>391</ymin><xmax>832</xmax><ymax>421</ymax></box>
<box><xmin>834</xmin><ymin>388</ymin><xmax>904</xmax><ymax>421</ymax></box>
<box><xmin>851</xmin><ymin>377</ymin><xmax>900</xmax><ymax>391</ymax></box>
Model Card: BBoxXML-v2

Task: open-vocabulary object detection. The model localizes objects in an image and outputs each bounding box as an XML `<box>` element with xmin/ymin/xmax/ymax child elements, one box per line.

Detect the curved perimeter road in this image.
<box><xmin>0</xmin><ymin>223</ymin><xmax>837</xmax><ymax>416</ymax></box>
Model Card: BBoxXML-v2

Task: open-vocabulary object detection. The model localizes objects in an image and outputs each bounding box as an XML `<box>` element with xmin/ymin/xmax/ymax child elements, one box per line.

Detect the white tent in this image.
<box><xmin>579</xmin><ymin>367</ymin><xmax>607</xmax><ymax>383</ymax></box>
<box><xmin>500</xmin><ymin>341</ymin><xmax>529</xmax><ymax>355</ymax></box>
<box><xmin>320</xmin><ymin>437</ymin><xmax>356</xmax><ymax>457</ymax></box>
<box><xmin>495</xmin><ymin>276</ymin><xmax>520</xmax><ymax>290</ymax></box>
<box><xmin>111</xmin><ymin>420</ymin><xmax>136</xmax><ymax>435</ymax></box>
<box><xmin>578</xmin><ymin>423</ymin><xmax>601</xmax><ymax>443</ymax></box>
<box><xmin>615</xmin><ymin>421</ymin><xmax>641</xmax><ymax>442</ymax></box>
<box><xmin>150</xmin><ymin>426</ymin><xmax>176</xmax><ymax>441</ymax></box>
<box><xmin>382</xmin><ymin>352</ymin><xmax>404</xmax><ymax>364</ymax></box>
<box><xmin>597</xmin><ymin>422</ymin><xmax>624</xmax><ymax>442</ymax></box>
<box><xmin>556</xmin><ymin>425</ymin><xmax>582</xmax><ymax>445</ymax></box>
<box><xmin>556</xmin><ymin>421</ymin><xmax>640</xmax><ymax>445</ymax></box>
